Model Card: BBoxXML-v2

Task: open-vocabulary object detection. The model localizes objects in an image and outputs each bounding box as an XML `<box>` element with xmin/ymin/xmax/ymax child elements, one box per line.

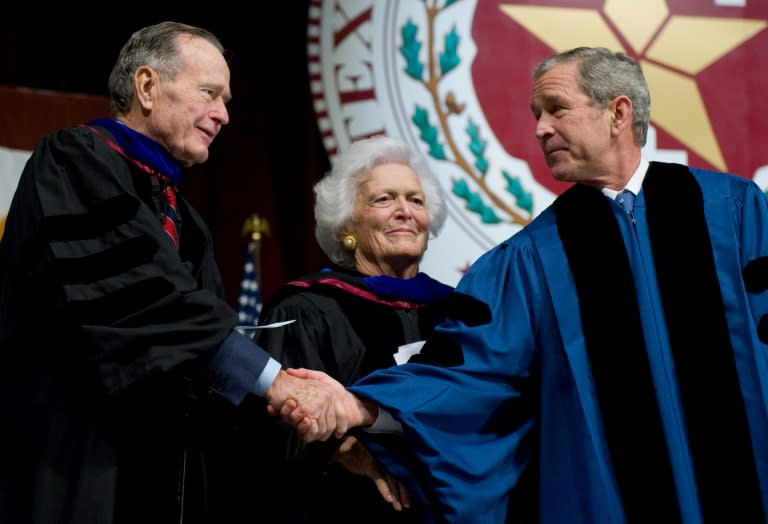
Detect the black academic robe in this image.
<box><xmin>0</xmin><ymin>126</ymin><xmax>252</xmax><ymax>524</ymax></box>
<box><xmin>253</xmin><ymin>270</ymin><xmax>465</xmax><ymax>524</ymax></box>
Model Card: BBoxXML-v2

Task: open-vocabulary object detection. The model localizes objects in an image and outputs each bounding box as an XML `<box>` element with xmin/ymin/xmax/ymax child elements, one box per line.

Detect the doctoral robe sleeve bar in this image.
<box><xmin>7</xmin><ymin>127</ymin><xmax>257</xmax><ymax>395</ymax></box>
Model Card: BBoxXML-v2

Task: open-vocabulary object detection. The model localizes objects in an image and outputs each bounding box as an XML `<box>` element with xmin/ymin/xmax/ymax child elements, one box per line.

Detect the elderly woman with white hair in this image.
<box><xmin>254</xmin><ymin>135</ymin><xmax>483</xmax><ymax>523</ymax></box>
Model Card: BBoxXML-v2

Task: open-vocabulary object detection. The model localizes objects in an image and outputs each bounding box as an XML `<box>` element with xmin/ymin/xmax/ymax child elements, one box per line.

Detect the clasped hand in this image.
<box><xmin>266</xmin><ymin>370</ymin><xmax>408</xmax><ymax>510</ymax></box>
<box><xmin>265</xmin><ymin>368</ymin><xmax>359</xmax><ymax>441</ymax></box>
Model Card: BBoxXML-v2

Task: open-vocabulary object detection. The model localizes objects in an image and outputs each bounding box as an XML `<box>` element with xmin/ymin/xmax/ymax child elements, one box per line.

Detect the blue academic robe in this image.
<box><xmin>350</xmin><ymin>162</ymin><xmax>768</xmax><ymax>523</ymax></box>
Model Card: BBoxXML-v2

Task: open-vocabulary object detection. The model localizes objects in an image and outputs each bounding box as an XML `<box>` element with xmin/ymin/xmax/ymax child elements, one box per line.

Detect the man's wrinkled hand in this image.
<box><xmin>282</xmin><ymin>368</ymin><xmax>378</xmax><ymax>442</ymax></box>
<box><xmin>264</xmin><ymin>368</ymin><xmax>349</xmax><ymax>441</ymax></box>
<box><xmin>333</xmin><ymin>435</ymin><xmax>411</xmax><ymax>511</ymax></box>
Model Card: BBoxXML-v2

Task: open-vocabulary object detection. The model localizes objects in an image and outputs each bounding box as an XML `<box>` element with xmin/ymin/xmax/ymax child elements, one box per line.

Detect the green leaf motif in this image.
<box><xmin>474</xmin><ymin>157</ymin><xmax>489</xmax><ymax>174</ymax></box>
<box><xmin>412</xmin><ymin>106</ymin><xmax>429</xmax><ymax>127</ymax></box>
<box><xmin>453</xmin><ymin>178</ymin><xmax>470</xmax><ymax>198</ymax></box>
<box><xmin>400</xmin><ymin>20</ymin><xmax>423</xmax><ymax>80</ymax></box>
<box><xmin>465</xmin><ymin>192</ymin><xmax>484</xmax><ymax>213</ymax></box>
<box><xmin>466</xmin><ymin>120</ymin><xmax>488</xmax><ymax>176</ymax></box>
<box><xmin>439</xmin><ymin>27</ymin><xmax>460</xmax><ymax>75</ymax></box>
<box><xmin>429</xmin><ymin>143</ymin><xmax>447</xmax><ymax>159</ymax></box>
<box><xmin>481</xmin><ymin>207</ymin><xmax>501</xmax><ymax>224</ymax></box>
<box><xmin>412</xmin><ymin>106</ymin><xmax>446</xmax><ymax>160</ymax></box>
<box><xmin>421</xmin><ymin>126</ymin><xmax>438</xmax><ymax>143</ymax></box>
<box><xmin>466</xmin><ymin>119</ymin><xmax>480</xmax><ymax>140</ymax></box>
<box><xmin>502</xmin><ymin>170</ymin><xmax>533</xmax><ymax>213</ymax></box>
<box><xmin>444</xmin><ymin>0</ymin><xmax>459</xmax><ymax>6</ymax></box>
<box><xmin>468</xmin><ymin>137</ymin><xmax>485</xmax><ymax>157</ymax></box>
<box><xmin>451</xmin><ymin>178</ymin><xmax>502</xmax><ymax>224</ymax></box>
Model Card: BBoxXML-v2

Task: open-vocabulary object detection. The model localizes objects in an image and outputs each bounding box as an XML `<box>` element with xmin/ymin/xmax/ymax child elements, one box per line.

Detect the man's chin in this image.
<box><xmin>180</xmin><ymin>151</ymin><xmax>210</xmax><ymax>167</ymax></box>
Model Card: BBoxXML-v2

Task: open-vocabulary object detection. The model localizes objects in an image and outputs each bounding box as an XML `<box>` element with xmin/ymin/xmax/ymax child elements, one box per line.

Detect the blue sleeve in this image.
<box><xmin>349</xmin><ymin>233</ymin><xmax>545</xmax><ymax>523</ymax></box>
<box><xmin>206</xmin><ymin>331</ymin><xmax>280</xmax><ymax>404</ymax></box>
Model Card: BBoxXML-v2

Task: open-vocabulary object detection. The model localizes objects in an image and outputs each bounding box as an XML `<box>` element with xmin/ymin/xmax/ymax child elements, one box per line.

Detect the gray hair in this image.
<box><xmin>314</xmin><ymin>135</ymin><xmax>447</xmax><ymax>270</ymax></box>
<box><xmin>107</xmin><ymin>21</ymin><xmax>225</xmax><ymax>116</ymax></box>
<box><xmin>533</xmin><ymin>47</ymin><xmax>651</xmax><ymax>146</ymax></box>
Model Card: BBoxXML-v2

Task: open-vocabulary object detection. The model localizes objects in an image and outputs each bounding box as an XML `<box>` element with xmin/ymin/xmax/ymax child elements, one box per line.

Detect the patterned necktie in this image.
<box><xmin>616</xmin><ymin>190</ymin><xmax>635</xmax><ymax>214</ymax></box>
<box><xmin>157</xmin><ymin>174</ymin><xmax>181</xmax><ymax>248</ymax></box>
<box><xmin>83</xmin><ymin>125</ymin><xmax>182</xmax><ymax>248</ymax></box>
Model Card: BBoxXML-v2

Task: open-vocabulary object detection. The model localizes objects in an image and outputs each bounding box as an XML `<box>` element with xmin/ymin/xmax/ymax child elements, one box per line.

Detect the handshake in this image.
<box><xmin>264</xmin><ymin>368</ymin><xmax>378</xmax><ymax>441</ymax></box>
<box><xmin>266</xmin><ymin>368</ymin><xmax>412</xmax><ymax>512</ymax></box>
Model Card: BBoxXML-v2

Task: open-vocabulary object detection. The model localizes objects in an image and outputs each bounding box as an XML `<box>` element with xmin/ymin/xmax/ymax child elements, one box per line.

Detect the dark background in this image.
<box><xmin>0</xmin><ymin>1</ymin><xmax>331</xmax><ymax>307</ymax></box>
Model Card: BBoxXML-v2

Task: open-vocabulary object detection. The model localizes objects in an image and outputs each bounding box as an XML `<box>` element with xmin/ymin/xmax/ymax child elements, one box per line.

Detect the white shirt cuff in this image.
<box><xmin>253</xmin><ymin>358</ymin><xmax>281</xmax><ymax>397</ymax></box>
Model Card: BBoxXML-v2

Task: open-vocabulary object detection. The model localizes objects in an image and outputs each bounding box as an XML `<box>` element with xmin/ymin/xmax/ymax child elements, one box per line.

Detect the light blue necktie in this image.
<box><xmin>616</xmin><ymin>190</ymin><xmax>635</xmax><ymax>214</ymax></box>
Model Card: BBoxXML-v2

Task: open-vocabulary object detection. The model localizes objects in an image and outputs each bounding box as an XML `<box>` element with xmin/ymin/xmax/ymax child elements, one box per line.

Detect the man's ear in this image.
<box><xmin>134</xmin><ymin>66</ymin><xmax>156</xmax><ymax>110</ymax></box>
<box><xmin>610</xmin><ymin>94</ymin><xmax>633</xmax><ymax>136</ymax></box>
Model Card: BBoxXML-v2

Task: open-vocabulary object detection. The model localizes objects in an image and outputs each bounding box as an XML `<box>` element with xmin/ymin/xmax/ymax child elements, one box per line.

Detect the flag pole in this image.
<box><xmin>236</xmin><ymin>213</ymin><xmax>271</xmax><ymax>327</ymax></box>
<box><xmin>241</xmin><ymin>213</ymin><xmax>271</xmax><ymax>292</ymax></box>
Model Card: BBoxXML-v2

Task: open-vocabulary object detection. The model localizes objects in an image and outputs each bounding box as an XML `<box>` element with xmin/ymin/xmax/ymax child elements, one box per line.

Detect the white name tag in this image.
<box><xmin>394</xmin><ymin>340</ymin><xmax>426</xmax><ymax>365</ymax></box>
<box><xmin>235</xmin><ymin>320</ymin><xmax>296</xmax><ymax>338</ymax></box>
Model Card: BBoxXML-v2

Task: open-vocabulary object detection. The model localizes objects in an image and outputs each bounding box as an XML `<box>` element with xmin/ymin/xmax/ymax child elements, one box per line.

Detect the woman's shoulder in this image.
<box><xmin>272</xmin><ymin>269</ymin><xmax>368</xmax><ymax>297</ymax></box>
<box><xmin>259</xmin><ymin>269</ymin><xmax>365</xmax><ymax>315</ymax></box>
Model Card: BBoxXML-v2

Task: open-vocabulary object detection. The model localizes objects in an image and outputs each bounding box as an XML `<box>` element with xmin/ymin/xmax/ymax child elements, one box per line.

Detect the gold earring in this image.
<box><xmin>342</xmin><ymin>235</ymin><xmax>357</xmax><ymax>251</ymax></box>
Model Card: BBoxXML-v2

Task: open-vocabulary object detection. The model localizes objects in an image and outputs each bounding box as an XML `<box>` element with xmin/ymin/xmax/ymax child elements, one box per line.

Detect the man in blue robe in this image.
<box><xmin>284</xmin><ymin>46</ymin><xmax>768</xmax><ymax>523</ymax></box>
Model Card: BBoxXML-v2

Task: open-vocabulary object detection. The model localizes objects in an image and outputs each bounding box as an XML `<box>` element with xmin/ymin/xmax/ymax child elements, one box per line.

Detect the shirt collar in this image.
<box><xmin>602</xmin><ymin>157</ymin><xmax>649</xmax><ymax>200</ymax></box>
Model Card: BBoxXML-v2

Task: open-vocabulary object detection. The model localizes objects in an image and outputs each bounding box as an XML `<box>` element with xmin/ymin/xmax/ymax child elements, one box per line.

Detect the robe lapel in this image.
<box><xmin>644</xmin><ymin>162</ymin><xmax>763</xmax><ymax>522</ymax></box>
<box><xmin>554</xmin><ymin>183</ymin><xmax>680</xmax><ymax>522</ymax></box>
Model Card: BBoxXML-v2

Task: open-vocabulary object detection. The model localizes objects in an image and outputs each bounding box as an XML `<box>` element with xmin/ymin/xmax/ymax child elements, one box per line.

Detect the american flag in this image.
<box><xmin>237</xmin><ymin>240</ymin><xmax>262</xmax><ymax>325</ymax></box>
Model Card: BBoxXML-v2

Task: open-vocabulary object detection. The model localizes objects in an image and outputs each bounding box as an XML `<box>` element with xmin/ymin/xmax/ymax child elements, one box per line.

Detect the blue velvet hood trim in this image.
<box><xmin>88</xmin><ymin>118</ymin><xmax>183</xmax><ymax>185</ymax></box>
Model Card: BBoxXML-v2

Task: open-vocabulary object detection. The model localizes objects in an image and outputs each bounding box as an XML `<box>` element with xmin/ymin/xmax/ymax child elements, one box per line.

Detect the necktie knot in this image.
<box><xmin>616</xmin><ymin>190</ymin><xmax>635</xmax><ymax>214</ymax></box>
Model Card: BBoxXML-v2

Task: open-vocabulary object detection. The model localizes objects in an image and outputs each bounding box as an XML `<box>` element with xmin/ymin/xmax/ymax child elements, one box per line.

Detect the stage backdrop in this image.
<box><xmin>308</xmin><ymin>0</ymin><xmax>768</xmax><ymax>286</ymax></box>
<box><xmin>0</xmin><ymin>85</ymin><xmax>110</xmax><ymax>239</ymax></box>
<box><xmin>3</xmin><ymin>2</ymin><xmax>768</xmax><ymax>296</ymax></box>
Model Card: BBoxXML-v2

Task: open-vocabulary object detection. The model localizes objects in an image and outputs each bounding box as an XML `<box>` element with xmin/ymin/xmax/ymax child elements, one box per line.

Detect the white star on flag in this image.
<box><xmin>237</xmin><ymin>240</ymin><xmax>262</xmax><ymax>325</ymax></box>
